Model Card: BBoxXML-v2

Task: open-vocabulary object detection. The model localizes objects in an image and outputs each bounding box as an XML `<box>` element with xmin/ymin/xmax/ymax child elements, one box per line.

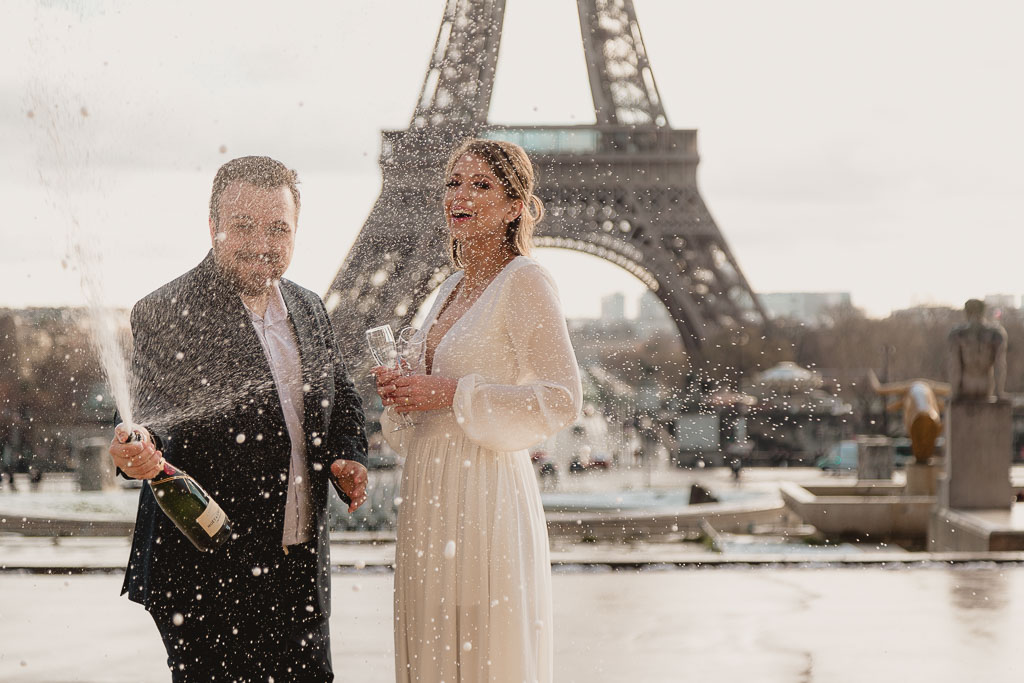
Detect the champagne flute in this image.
<box><xmin>365</xmin><ymin>324</ymin><xmax>397</xmax><ymax>368</ymax></box>
<box><xmin>396</xmin><ymin>326</ymin><xmax>426</xmax><ymax>375</ymax></box>
<box><xmin>392</xmin><ymin>326</ymin><xmax>427</xmax><ymax>430</ymax></box>
<box><xmin>365</xmin><ymin>324</ymin><xmax>414</xmax><ymax>431</ymax></box>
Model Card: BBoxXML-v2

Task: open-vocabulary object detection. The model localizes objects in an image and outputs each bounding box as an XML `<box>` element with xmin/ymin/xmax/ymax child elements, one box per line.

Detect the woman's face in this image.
<box><xmin>444</xmin><ymin>153</ymin><xmax>522</xmax><ymax>246</ymax></box>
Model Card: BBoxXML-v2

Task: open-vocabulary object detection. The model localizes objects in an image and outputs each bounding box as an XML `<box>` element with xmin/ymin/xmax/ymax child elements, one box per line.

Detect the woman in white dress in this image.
<box><xmin>374</xmin><ymin>138</ymin><xmax>582</xmax><ymax>682</ymax></box>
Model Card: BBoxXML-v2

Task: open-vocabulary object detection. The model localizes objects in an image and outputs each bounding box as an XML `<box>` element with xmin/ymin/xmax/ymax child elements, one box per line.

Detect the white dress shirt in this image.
<box><xmin>242</xmin><ymin>284</ymin><xmax>313</xmax><ymax>548</ymax></box>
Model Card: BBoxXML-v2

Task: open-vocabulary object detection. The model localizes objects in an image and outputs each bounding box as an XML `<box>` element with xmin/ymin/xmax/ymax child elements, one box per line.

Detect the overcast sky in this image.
<box><xmin>3</xmin><ymin>0</ymin><xmax>1023</xmax><ymax>318</ymax></box>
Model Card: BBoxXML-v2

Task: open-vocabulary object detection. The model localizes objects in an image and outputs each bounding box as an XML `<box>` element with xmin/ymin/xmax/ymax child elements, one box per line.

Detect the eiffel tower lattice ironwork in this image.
<box><xmin>325</xmin><ymin>0</ymin><xmax>767</xmax><ymax>366</ymax></box>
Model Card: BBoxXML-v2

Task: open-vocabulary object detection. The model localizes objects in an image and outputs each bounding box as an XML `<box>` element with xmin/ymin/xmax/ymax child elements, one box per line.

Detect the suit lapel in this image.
<box><xmin>280</xmin><ymin>284</ymin><xmax>326</xmax><ymax>438</ymax></box>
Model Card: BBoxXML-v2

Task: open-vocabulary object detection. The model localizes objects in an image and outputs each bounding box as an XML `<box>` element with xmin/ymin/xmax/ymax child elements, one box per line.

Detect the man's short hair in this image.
<box><xmin>965</xmin><ymin>299</ymin><xmax>986</xmax><ymax>317</ymax></box>
<box><xmin>209</xmin><ymin>156</ymin><xmax>300</xmax><ymax>225</ymax></box>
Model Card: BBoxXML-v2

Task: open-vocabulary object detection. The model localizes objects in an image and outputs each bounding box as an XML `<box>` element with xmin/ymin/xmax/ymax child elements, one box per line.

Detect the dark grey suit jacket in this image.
<box><xmin>121</xmin><ymin>251</ymin><xmax>367</xmax><ymax>625</ymax></box>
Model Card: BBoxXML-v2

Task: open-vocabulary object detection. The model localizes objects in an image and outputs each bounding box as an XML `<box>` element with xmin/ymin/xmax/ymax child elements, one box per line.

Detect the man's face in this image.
<box><xmin>210</xmin><ymin>181</ymin><xmax>297</xmax><ymax>296</ymax></box>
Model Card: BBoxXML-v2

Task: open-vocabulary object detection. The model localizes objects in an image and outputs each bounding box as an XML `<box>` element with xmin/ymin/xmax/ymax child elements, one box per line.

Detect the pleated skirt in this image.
<box><xmin>392</xmin><ymin>410</ymin><xmax>553</xmax><ymax>683</ymax></box>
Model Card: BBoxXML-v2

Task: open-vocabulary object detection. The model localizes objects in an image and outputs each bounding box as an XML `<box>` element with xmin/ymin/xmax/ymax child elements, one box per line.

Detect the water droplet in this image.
<box><xmin>218</xmin><ymin>145</ymin><xmax>227</xmax><ymax>154</ymax></box>
<box><xmin>354</xmin><ymin>559</ymin><xmax>366</xmax><ymax>570</ymax></box>
<box><xmin>252</xmin><ymin>567</ymin><xmax>262</xmax><ymax>576</ymax></box>
<box><xmin>172</xmin><ymin>612</ymin><xmax>184</xmax><ymax>626</ymax></box>
<box><xmin>443</xmin><ymin>540</ymin><xmax>456</xmax><ymax>559</ymax></box>
<box><xmin>236</xmin><ymin>433</ymin><xmax>246</xmax><ymax>444</ymax></box>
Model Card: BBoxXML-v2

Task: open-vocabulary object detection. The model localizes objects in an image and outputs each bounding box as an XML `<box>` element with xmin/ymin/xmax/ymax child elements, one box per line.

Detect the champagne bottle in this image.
<box><xmin>129</xmin><ymin>430</ymin><xmax>233</xmax><ymax>552</ymax></box>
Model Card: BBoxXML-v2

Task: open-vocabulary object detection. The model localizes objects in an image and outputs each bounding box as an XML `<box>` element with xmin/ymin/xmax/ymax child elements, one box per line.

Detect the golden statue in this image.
<box><xmin>868</xmin><ymin>370</ymin><xmax>951</xmax><ymax>463</ymax></box>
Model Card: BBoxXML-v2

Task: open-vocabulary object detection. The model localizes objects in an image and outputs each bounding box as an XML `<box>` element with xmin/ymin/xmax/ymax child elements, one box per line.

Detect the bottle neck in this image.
<box><xmin>150</xmin><ymin>460</ymin><xmax>180</xmax><ymax>483</ymax></box>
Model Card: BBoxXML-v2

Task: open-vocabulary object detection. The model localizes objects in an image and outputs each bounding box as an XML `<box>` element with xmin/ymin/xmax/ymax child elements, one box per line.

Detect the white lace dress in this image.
<box><xmin>382</xmin><ymin>256</ymin><xmax>582</xmax><ymax>683</ymax></box>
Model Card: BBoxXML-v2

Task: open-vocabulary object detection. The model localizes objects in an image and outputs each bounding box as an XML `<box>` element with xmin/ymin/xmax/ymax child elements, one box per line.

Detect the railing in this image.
<box><xmin>380</xmin><ymin>125</ymin><xmax>697</xmax><ymax>162</ymax></box>
<box><xmin>481</xmin><ymin>125</ymin><xmax>696</xmax><ymax>157</ymax></box>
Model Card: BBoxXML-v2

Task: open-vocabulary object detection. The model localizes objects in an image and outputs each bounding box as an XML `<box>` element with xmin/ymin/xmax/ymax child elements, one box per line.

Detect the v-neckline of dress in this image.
<box><xmin>425</xmin><ymin>256</ymin><xmax>524</xmax><ymax>375</ymax></box>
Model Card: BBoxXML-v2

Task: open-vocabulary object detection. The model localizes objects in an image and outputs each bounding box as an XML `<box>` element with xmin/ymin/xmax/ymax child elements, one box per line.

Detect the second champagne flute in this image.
<box><xmin>365</xmin><ymin>324</ymin><xmax>414</xmax><ymax>430</ymax></box>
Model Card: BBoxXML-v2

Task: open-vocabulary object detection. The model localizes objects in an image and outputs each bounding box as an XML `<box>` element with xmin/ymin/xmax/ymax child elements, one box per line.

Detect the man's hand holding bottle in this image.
<box><xmin>109</xmin><ymin>424</ymin><xmax>165</xmax><ymax>480</ymax></box>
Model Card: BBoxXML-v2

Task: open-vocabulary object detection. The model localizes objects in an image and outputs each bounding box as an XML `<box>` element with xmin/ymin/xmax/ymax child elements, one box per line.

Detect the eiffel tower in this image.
<box><xmin>325</xmin><ymin>0</ymin><xmax>767</xmax><ymax>366</ymax></box>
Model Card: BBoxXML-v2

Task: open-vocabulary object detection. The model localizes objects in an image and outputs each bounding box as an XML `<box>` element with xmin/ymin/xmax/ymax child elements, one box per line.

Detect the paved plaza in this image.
<box><xmin>4</xmin><ymin>468</ymin><xmax>1024</xmax><ymax>680</ymax></box>
<box><xmin>2</xmin><ymin>564</ymin><xmax>1023</xmax><ymax>682</ymax></box>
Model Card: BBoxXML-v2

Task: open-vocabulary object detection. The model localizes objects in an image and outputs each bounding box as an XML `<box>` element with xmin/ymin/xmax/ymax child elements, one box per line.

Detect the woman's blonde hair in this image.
<box><xmin>444</xmin><ymin>138</ymin><xmax>544</xmax><ymax>267</ymax></box>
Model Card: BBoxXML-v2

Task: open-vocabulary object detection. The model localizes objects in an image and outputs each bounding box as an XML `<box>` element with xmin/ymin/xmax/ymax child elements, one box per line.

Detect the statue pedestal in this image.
<box><xmin>940</xmin><ymin>399</ymin><xmax>1013</xmax><ymax>510</ymax></box>
<box><xmin>905</xmin><ymin>461</ymin><xmax>939</xmax><ymax>496</ymax></box>
<box><xmin>856</xmin><ymin>436</ymin><xmax>893</xmax><ymax>480</ymax></box>
<box><xmin>77</xmin><ymin>437</ymin><xmax>117</xmax><ymax>492</ymax></box>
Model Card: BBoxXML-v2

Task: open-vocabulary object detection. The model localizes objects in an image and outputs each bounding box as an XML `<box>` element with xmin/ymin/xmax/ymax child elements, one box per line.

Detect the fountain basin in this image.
<box><xmin>781</xmin><ymin>481</ymin><xmax>934</xmax><ymax>539</ymax></box>
<box><xmin>929</xmin><ymin>504</ymin><xmax>1024</xmax><ymax>552</ymax></box>
<box><xmin>546</xmin><ymin>497</ymin><xmax>790</xmax><ymax>541</ymax></box>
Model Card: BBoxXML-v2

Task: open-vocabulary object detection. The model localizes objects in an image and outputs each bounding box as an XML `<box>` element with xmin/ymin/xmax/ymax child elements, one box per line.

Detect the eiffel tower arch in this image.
<box><xmin>325</xmin><ymin>0</ymin><xmax>767</xmax><ymax>367</ymax></box>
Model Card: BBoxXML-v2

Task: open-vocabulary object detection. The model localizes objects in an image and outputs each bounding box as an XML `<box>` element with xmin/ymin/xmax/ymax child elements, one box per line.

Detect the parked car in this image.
<box><xmin>530</xmin><ymin>450</ymin><xmax>559</xmax><ymax>488</ymax></box>
<box><xmin>815</xmin><ymin>439</ymin><xmax>916</xmax><ymax>471</ymax></box>
<box><xmin>586</xmin><ymin>451</ymin><xmax>612</xmax><ymax>471</ymax></box>
<box><xmin>815</xmin><ymin>440</ymin><xmax>858</xmax><ymax>471</ymax></box>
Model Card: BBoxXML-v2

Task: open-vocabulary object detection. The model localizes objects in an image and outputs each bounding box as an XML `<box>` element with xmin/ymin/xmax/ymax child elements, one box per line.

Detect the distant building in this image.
<box><xmin>600</xmin><ymin>292</ymin><xmax>626</xmax><ymax>322</ymax></box>
<box><xmin>637</xmin><ymin>290</ymin><xmax>677</xmax><ymax>337</ymax></box>
<box><xmin>984</xmin><ymin>294</ymin><xmax>1017</xmax><ymax>311</ymax></box>
<box><xmin>758</xmin><ymin>292</ymin><xmax>852</xmax><ymax>325</ymax></box>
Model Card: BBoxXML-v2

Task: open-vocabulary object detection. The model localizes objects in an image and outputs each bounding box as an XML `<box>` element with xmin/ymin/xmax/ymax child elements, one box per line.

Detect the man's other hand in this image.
<box><xmin>330</xmin><ymin>459</ymin><xmax>368</xmax><ymax>513</ymax></box>
<box><xmin>109</xmin><ymin>423</ymin><xmax>164</xmax><ymax>480</ymax></box>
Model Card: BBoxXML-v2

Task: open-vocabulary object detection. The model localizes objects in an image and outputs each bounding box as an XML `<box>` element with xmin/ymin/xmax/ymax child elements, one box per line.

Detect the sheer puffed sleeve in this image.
<box><xmin>452</xmin><ymin>262</ymin><xmax>582</xmax><ymax>452</ymax></box>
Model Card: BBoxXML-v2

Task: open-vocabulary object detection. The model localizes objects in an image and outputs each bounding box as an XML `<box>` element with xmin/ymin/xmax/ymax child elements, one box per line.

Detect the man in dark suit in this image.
<box><xmin>108</xmin><ymin>156</ymin><xmax>368</xmax><ymax>682</ymax></box>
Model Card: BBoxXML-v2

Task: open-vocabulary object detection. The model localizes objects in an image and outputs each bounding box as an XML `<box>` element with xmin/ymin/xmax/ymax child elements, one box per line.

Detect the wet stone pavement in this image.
<box><xmin>2</xmin><ymin>564</ymin><xmax>1023</xmax><ymax>682</ymax></box>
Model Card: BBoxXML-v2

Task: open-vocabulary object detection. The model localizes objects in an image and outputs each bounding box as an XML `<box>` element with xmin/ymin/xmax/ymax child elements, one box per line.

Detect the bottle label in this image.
<box><xmin>196</xmin><ymin>499</ymin><xmax>226</xmax><ymax>537</ymax></box>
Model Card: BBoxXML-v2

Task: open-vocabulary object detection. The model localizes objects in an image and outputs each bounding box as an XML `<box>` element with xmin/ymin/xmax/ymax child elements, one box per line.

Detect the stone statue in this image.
<box><xmin>947</xmin><ymin>299</ymin><xmax>1007</xmax><ymax>401</ymax></box>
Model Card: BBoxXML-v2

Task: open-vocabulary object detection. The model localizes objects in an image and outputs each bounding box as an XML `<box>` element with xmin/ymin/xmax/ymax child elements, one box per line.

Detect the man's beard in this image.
<box><xmin>215</xmin><ymin>250</ymin><xmax>285</xmax><ymax>296</ymax></box>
